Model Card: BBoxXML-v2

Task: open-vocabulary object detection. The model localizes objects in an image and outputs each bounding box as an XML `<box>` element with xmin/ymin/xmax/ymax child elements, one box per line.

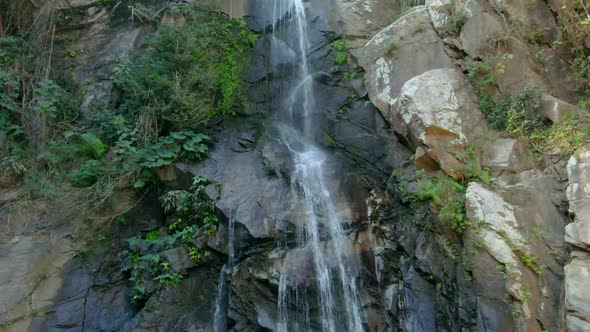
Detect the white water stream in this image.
<box><xmin>213</xmin><ymin>1</ymin><xmax>365</xmax><ymax>330</ymax></box>
<box><xmin>274</xmin><ymin>1</ymin><xmax>364</xmax><ymax>331</ymax></box>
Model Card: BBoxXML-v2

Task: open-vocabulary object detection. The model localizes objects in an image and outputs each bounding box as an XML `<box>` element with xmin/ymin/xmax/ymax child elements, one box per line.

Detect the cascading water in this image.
<box><xmin>213</xmin><ymin>213</ymin><xmax>237</xmax><ymax>332</ymax></box>
<box><xmin>272</xmin><ymin>0</ymin><xmax>365</xmax><ymax>330</ymax></box>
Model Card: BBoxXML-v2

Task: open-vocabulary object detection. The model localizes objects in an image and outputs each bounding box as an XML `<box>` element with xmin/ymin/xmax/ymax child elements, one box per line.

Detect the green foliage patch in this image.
<box><xmin>113</xmin><ymin>9</ymin><xmax>257</xmax><ymax>130</ymax></box>
<box><xmin>123</xmin><ymin>176</ymin><xmax>219</xmax><ymax>303</ymax></box>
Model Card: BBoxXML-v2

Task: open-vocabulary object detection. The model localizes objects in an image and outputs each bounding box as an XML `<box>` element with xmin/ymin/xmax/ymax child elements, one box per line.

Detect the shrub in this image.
<box><xmin>113</xmin><ymin>9</ymin><xmax>257</xmax><ymax>131</ymax></box>
<box><xmin>412</xmin><ymin>171</ymin><xmax>469</xmax><ymax>233</ymax></box>
<box><xmin>479</xmin><ymin>86</ymin><xmax>544</xmax><ymax>136</ymax></box>
<box><xmin>70</xmin><ymin>159</ymin><xmax>105</xmax><ymax>187</ymax></box>
<box><xmin>331</xmin><ymin>38</ymin><xmax>348</xmax><ymax>65</ymax></box>
<box><xmin>123</xmin><ymin>176</ymin><xmax>219</xmax><ymax>303</ymax></box>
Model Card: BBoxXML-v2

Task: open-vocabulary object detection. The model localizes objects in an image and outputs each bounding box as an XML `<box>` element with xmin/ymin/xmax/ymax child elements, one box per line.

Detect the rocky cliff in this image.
<box><xmin>0</xmin><ymin>0</ymin><xmax>588</xmax><ymax>331</ymax></box>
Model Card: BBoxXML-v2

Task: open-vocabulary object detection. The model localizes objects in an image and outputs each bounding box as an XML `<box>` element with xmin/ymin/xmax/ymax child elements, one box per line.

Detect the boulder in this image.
<box><xmin>459</xmin><ymin>12</ymin><xmax>505</xmax><ymax>57</ymax></box>
<box><xmin>496</xmin><ymin>0</ymin><xmax>557</xmax><ymax>34</ymax></box>
<box><xmin>328</xmin><ymin>0</ymin><xmax>398</xmax><ymax>54</ymax></box>
<box><xmin>541</xmin><ymin>94</ymin><xmax>576</xmax><ymax>124</ymax></box>
<box><xmin>566</xmin><ymin>149</ymin><xmax>590</xmax><ymax>249</ymax></box>
<box><xmin>360</xmin><ymin>7</ymin><xmax>455</xmax><ymax>118</ymax></box>
<box><xmin>482</xmin><ymin>139</ymin><xmax>531</xmax><ymax>174</ymax></box>
<box><xmin>390</xmin><ymin>68</ymin><xmax>489</xmax><ymax>179</ymax></box>
<box><xmin>160</xmin><ymin>247</ymin><xmax>198</xmax><ymax>273</ymax></box>
<box><xmin>565</xmin><ymin>253</ymin><xmax>590</xmax><ymax>325</ymax></box>
<box><xmin>425</xmin><ymin>0</ymin><xmax>454</xmax><ymax>34</ymax></box>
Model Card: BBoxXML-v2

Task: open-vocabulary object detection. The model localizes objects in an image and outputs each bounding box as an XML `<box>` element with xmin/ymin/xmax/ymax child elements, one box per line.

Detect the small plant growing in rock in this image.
<box><xmin>330</xmin><ymin>38</ymin><xmax>348</xmax><ymax>65</ymax></box>
<box><xmin>439</xmin><ymin>7</ymin><xmax>468</xmax><ymax>36</ymax></box>
<box><xmin>412</xmin><ymin>170</ymin><xmax>469</xmax><ymax>233</ymax></box>
<box><xmin>518</xmin><ymin>251</ymin><xmax>544</xmax><ymax>275</ymax></box>
<box><xmin>384</xmin><ymin>40</ymin><xmax>399</xmax><ymax>57</ymax></box>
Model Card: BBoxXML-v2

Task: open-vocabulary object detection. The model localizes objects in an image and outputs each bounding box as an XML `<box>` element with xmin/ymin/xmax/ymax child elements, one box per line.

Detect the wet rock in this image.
<box><xmin>125</xmin><ymin>265</ymin><xmax>222</xmax><ymax>332</ymax></box>
<box><xmin>360</xmin><ymin>7</ymin><xmax>455</xmax><ymax>117</ymax></box>
<box><xmin>79</xmin><ymin>81</ymin><xmax>113</xmax><ymax>116</ymax></box>
<box><xmin>176</xmin><ymin>124</ymin><xmax>296</xmax><ymax>239</ymax></box>
<box><xmin>231</xmin><ymin>129</ymin><xmax>258</xmax><ymax>152</ymax></box>
<box><xmin>390</xmin><ymin>68</ymin><xmax>489</xmax><ymax>179</ymax></box>
<box><xmin>161</xmin><ymin>247</ymin><xmax>198</xmax><ymax>273</ymax></box>
<box><xmin>399</xmin><ymin>266</ymin><xmax>437</xmax><ymax>331</ymax></box>
<box><xmin>261</xmin><ymin>142</ymin><xmax>293</xmax><ymax>178</ymax></box>
<box><xmin>541</xmin><ymin>94</ymin><xmax>576</xmax><ymax>124</ymax></box>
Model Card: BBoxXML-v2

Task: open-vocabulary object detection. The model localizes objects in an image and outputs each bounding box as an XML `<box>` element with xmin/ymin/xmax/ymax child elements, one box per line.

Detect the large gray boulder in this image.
<box><xmin>360</xmin><ymin>7</ymin><xmax>455</xmax><ymax>117</ymax></box>
<box><xmin>566</xmin><ymin>149</ymin><xmax>590</xmax><ymax>249</ymax></box>
<box><xmin>459</xmin><ymin>12</ymin><xmax>505</xmax><ymax>57</ymax></box>
<box><xmin>564</xmin><ymin>148</ymin><xmax>590</xmax><ymax>330</ymax></box>
<box><xmin>565</xmin><ymin>252</ymin><xmax>590</xmax><ymax>330</ymax></box>
<box><xmin>327</xmin><ymin>0</ymin><xmax>398</xmax><ymax>55</ymax></box>
<box><xmin>390</xmin><ymin>68</ymin><xmax>489</xmax><ymax>179</ymax></box>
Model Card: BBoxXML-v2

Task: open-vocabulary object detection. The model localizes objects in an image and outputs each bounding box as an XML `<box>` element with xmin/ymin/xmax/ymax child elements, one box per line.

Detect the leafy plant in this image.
<box><xmin>138</xmin><ymin>131</ymin><xmax>209</xmax><ymax>168</ymax></box>
<box><xmin>32</xmin><ymin>80</ymin><xmax>77</xmax><ymax>121</ymax></box>
<box><xmin>113</xmin><ymin>9</ymin><xmax>257</xmax><ymax>131</ymax></box>
<box><xmin>70</xmin><ymin>159</ymin><xmax>105</xmax><ymax>187</ymax></box>
<box><xmin>330</xmin><ymin>38</ymin><xmax>348</xmax><ymax>65</ymax></box>
<box><xmin>412</xmin><ymin>171</ymin><xmax>469</xmax><ymax>233</ymax></box>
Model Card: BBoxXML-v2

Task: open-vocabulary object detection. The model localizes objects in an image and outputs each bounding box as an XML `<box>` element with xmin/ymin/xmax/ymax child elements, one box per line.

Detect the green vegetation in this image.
<box><xmin>439</xmin><ymin>7</ymin><xmax>468</xmax><ymax>36</ymax></box>
<box><xmin>330</xmin><ymin>38</ymin><xmax>348</xmax><ymax>65</ymax></box>
<box><xmin>112</xmin><ymin>9</ymin><xmax>257</xmax><ymax>130</ymax></box>
<box><xmin>0</xmin><ymin>3</ymin><xmax>255</xmax><ymax>221</ymax></box>
<box><xmin>464</xmin><ymin>54</ymin><xmax>589</xmax><ymax>156</ymax></box>
<box><xmin>411</xmin><ymin>170</ymin><xmax>469</xmax><ymax>233</ymax></box>
<box><xmin>478</xmin><ymin>86</ymin><xmax>543</xmax><ymax>136</ymax></box>
<box><xmin>123</xmin><ymin>176</ymin><xmax>219</xmax><ymax>303</ymax></box>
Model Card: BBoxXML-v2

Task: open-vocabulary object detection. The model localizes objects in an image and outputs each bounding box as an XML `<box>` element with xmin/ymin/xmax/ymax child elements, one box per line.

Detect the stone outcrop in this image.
<box><xmin>390</xmin><ymin>68</ymin><xmax>489</xmax><ymax>179</ymax></box>
<box><xmin>465</xmin><ymin>170</ymin><xmax>566</xmax><ymax>331</ymax></box>
<box><xmin>328</xmin><ymin>0</ymin><xmax>398</xmax><ymax>56</ymax></box>
<box><xmin>360</xmin><ymin>7</ymin><xmax>455</xmax><ymax>116</ymax></box>
<box><xmin>482</xmin><ymin>139</ymin><xmax>532</xmax><ymax>175</ymax></box>
<box><xmin>565</xmin><ymin>149</ymin><xmax>590</xmax><ymax>330</ymax></box>
<box><xmin>541</xmin><ymin>94</ymin><xmax>577</xmax><ymax>124</ymax></box>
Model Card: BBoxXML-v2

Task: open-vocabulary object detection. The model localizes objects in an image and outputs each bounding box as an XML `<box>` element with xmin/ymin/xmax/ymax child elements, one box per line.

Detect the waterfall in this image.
<box><xmin>273</xmin><ymin>1</ymin><xmax>365</xmax><ymax>331</ymax></box>
<box><xmin>213</xmin><ymin>213</ymin><xmax>237</xmax><ymax>332</ymax></box>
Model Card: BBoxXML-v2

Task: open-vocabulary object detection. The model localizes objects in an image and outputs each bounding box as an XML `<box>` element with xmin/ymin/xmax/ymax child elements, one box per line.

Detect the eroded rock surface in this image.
<box><xmin>391</xmin><ymin>68</ymin><xmax>489</xmax><ymax>178</ymax></box>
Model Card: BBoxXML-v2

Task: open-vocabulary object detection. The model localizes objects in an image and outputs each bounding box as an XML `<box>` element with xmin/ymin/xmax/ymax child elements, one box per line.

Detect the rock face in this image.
<box><xmin>390</xmin><ymin>68</ymin><xmax>489</xmax><ymax>178</ymax></box>
<box><xmin>541</xmin><ymin>94</ymin><xmax>577</xmax><ymax>124</ymax></box>
<box><xmin>0</xmin><ymin>0</ymin><xmax>584</xmax><ymax>331</ymax></box>
<box><xmin>565</xmin><ymin>149</ymin><xmax>590</xmax><ymax>330</ymax></box>
<box><xmin>327</xmin><ymin>0</ymin><xmax>398</xmax><ymax>55</ymax></box>
<box><xmin>360</xmin><ymin>7</ymin><xmax>455</xmax><ymax>116</ymax></box>
<box><xmin>425</xmin><ymin>0</ymin><xmax>454</xmax><ymax>34</ymax></box>
<box><xmin>482</xmin><ymin>139</ymin><xmax>532</xmax><ymax>174</ymax></box>
<box><xmin>566</xmin><ymin>149</ymin><xmax>590</xmax><ymax>249</ymax></box>
<box><xmin>465</xmin><ymin>170</ymin><xmax>566</xmax><ymax>331</ymax></box>
<box><xmin>459</xmin><ymin>12</ymin><xmax>505</xmax><ymax>57</ymax></box>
